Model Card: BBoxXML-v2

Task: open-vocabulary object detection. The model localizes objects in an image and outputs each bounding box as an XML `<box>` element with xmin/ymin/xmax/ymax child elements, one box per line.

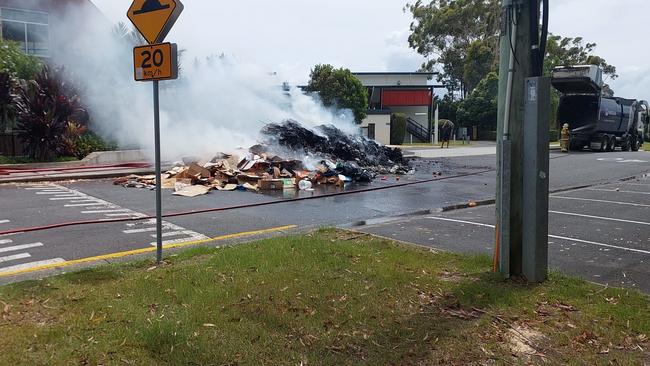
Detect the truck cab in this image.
<box><xmin>552</xmin><ymin>65</ymin><xmax>644</xmax><ymax>152</ymax></box>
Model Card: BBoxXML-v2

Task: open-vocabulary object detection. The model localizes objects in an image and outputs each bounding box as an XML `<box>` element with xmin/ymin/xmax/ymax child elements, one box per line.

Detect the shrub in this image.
<box><xmin>390</xmin><ymin>113</ymin><xmax>407</xmax><ymax>145</ymax></box>
<box><xmin>74</xmin><ymin>132</ymin><xmax>117</xmax><ymax>158</ymax></box>
<box><xmin>549</xmin><ymin>130</ymin><xmax>559</xmax><ymax>142</ymax></box>
<box><xmin>14</xmin><ymin>67</ymin><xmax>86</xmax><ymax>160</ymax></box>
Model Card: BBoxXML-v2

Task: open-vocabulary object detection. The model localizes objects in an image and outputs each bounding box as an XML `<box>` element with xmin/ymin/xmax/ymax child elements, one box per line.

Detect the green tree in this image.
<box><xmin>406</xmin><ymin>0</ymin><xmax>500</xmax><ymax>97</ymax></box>
<box><xmin>0</xmin><ymin>40</ymin><xmax>42</xmax><ymax>80</ymax></box>
<box><xmin>456</xmin><ymin>72</ymin><xmax>498</xmax><ymax>133</ymax></box>
<box><xmin>543</xmin><ymin>35</ymin><xmax>618</xmax><ymax>79</ymax></box>
<box><xmin>0</xmin><ymin>71</ymin><xmax>17</xmax><ymax>131</ymax></box>
<box><xmin>305</xmin><ymin>64</ymin><xmax>368</xmax><ymax>123</ymax></box>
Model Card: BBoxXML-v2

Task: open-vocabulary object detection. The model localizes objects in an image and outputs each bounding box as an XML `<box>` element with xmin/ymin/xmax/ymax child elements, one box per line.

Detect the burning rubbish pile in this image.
<box><xmin>114</xmin><ymin>120</ymin><xmax>411</xmax><ymax>197</ymax></box>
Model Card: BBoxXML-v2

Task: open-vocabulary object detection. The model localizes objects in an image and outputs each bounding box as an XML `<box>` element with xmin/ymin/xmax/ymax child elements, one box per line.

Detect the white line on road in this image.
<box><xmin>64</xmin><ymin>202</ymin><xmax>107</xmax><ymax>207</ymax></box>
<box><xmin>0</xmin><ymin>239</ymin><xmax>13</xmax><ymax>245</ymax></box>
<box><xmin>426</xmin><ymin>216</ymin><xmax>650</xmax><ymax>255</ymax></box>
<box><xmin>81</xmin><ymin>209</ymin><xmax>128</xmax><ymax>214</ymax></box>
<box><xmin>549</xmin><ymin>210</ymin><xmax>650</xmax><ymax>226</ymax></box>
<box><xmin>0</xmin><ymin>220</ymin><xmax>9</xmax><ymax>224</ymax></box>
<box><xmin>587</xmin><ymin>188</ymin><xmax>650</xmax><ymax>195</ymax></box>
<box><xmin>605</xmin><ymin>182</ymin><xmax>650</xmax><ymax>187</ymax></box>
<box><xmin>151</xmin><ymin>230</ymin><xmax>197</xmax><ymax>238</ymax></box>
<box><xmin>49</xmin><ymin>196</ymin><xmax>92</xmax><ymax>201</ymax></box>
<box><xmin>426</xmin><ymin>217</ymin><xmax>495</xmax><ymax>228</ymax></box>
<box><xmin>150</xmin><ymin>235</ymin><xmax>209</xmax><ymax>247</ymax></box>
<box><xmin>0</xmin><ymin>243</ymin><xmax>43</xmax><ymax>253</ymax></box>
<box><xmin>0</xmin><ymin>253</ymin><xmax>31</xmax><ymax>263</ymax></box>
<box><xmin>36</xmin><ymin>192</ymin><xmax>71</xmax><ymax>195</ymax></box>
<box><xmin>0</xmin><ymin>258</ymin><xmax>65</xmax><ymax>274</ymax></box>
<box><xmin>24</xmin><ymin>187</ymin><xmax>54</xmax><ymax>190</ymax></box>
<box><xmin>550</xmin><ymin>196</ymin><xmax>650</xmax><ymax>208</ymax></box>
<box><xmin>106</xmin><ymin>213</ymin><xmax>143</xmax><ymax>217</ymax></box>
<box><xmin>123</xmin><ymin>227</ymin><xmax>158</xmax><ymax>234</ymax></box>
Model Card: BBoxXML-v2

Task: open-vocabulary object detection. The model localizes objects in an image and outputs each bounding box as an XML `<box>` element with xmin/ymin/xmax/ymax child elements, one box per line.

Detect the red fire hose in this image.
<box><xmin>0</xmin><ymin>162</ymin><xmax>151</xmax><ymax>176</ymax></box>
<box><xmin>0</xmin><ymin>169</ymin><xmax>494</xmax><ymax>236</ymax></box>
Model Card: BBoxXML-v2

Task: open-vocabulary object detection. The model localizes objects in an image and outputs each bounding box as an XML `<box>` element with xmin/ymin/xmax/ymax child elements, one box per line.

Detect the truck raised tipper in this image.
<box><xmin>551</xmin><ymin>65</ymin><xmax>648</xmax><ymax>152</ymax></box>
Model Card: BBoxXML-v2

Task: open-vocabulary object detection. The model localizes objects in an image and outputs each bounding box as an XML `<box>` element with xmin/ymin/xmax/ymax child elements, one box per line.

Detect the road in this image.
<box><xmin>0</xmin><ymin>150</ymin><xmax>648</xmax><ymax>285</ymax></box>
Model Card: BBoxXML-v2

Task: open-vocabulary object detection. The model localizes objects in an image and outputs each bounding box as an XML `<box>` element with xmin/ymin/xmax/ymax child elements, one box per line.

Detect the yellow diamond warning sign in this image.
<box><xmin>127</xmin><ymin>0</ymin><xmax>184</xmax><ymax>44</ymax></box>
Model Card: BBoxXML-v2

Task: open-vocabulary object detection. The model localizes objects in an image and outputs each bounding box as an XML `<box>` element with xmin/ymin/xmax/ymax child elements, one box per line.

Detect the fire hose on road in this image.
<box><xmin>0</xmin><ymin>169</ymin><xmax>495</xmax><ymax>236</ymax></box>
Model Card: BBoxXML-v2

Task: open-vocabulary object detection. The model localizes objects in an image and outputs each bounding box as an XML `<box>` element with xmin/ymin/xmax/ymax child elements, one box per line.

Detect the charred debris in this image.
<box><xmin>114</xmin><ymin>120</ymin><xmax>412</xmax><ymax>197</ymax></box>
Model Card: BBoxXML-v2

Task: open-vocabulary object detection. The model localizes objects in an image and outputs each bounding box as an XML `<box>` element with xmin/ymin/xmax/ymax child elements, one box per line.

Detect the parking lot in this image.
<box><xmin>359</xmin><ymin>173</ymin><xmax>650</xmax><ymax>291</ymax></box>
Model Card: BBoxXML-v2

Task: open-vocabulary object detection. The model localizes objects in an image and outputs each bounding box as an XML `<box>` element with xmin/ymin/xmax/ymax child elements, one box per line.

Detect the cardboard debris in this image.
<box><xmin>173</xmin><ymin>185</ymin><xmax>210</xmax><ymax>197</ymax></box>
<box><xmin>216</xmin><ymin>184</ymin><xmax>238</xmax><ymax>191</ymax></box>
<box><xmin>114</xmin><ymin>120</ymin><xmax>412</xmax><ymax>197</ymax></box>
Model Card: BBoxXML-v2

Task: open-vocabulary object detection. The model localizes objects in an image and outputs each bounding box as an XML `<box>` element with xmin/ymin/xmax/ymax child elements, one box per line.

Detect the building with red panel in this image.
<box><xmin>353</xmin><ymin>72</ymin><xmax>437</xmax><ymax>144</ymax></box>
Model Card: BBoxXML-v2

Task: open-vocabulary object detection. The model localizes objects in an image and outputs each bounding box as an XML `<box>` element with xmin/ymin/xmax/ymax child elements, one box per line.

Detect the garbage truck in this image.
<box><xmin>552</xmin><ymin>65</ymin><xmax>648</xmax><ymax>152</ymax></box>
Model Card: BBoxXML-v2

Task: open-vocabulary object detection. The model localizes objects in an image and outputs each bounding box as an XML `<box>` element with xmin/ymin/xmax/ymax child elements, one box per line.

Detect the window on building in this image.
<box><xmin>0</xmin><ymin>7</ymin><xmax>49</xmax><ymax>57</ymax></box>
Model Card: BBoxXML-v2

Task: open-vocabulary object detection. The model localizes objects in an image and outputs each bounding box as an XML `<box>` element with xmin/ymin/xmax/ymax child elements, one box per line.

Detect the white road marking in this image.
<box><xmin>49</xmin><ymin>196</ymin><xmax>92</xmax><ymax>201</ymax></box>
<box><xmin>427</xmin><ymin>217</ymin><xmax>495</xmax><ymax>228</ymax></box>
<box><xmin>550</xmin><ymin>210</ymin><xmax>650</xmax><ymax>226</ymax></box>
<box><xmin>64</xmin><ymin>202</ymin><xmax>107</xmax><ymax>207</ymax></box>
<box><xmin>81</xmin><ymin>209</ymin><xmax>129</xmax><ymax>214</ymax></box>
<box><xmin>426</xmin><ymin>217</ymin><xmax>650</xmax><ymax>255</ymax></box>
<box><xmin>0</xmin><ymin>253</ymin><xmax>31</xmax><ymax>263</ymax></box>
<box><xmin>0</xmin><ymin>239</ymin><xmax>13</xmax><ymax>245</ymax></box>
<box><xmin>0</xmin><ymin>258</ymin><xmax>65</xmax><ymax>274</ymax></box>
<box><xmin>152</xmin><ymin>230</ymin><xmax>197</xmax><ymax>238</ymax></box>
<box><xmin>150</xmin><ymin>236</ymin><xmax>207</xmax><ymax>247</ymax></box>
<box><xmin>25</xmin><ymin>187</ymin><xmax>54</xmax><ymax>190</ymax></box>
<box><xmin>28</xmin><ymin>183</ymin><xmax>209</xmax><ymax>248</ymax></box>
<box><xmin>36</xmin><ymin>191</ymin><xmax>72</xmax><ymax>195</ymax></box>
<box><xmin>0</xmin><ymin>220</ymin><xmax>9</xmax><ymax>224</ymax></box>
<box><xmin>106</xmin><ymin>213</ymin><xmax>142</xmax><ymax>217</ymax></box>
<box><xmin>605</xmin><ymin>182</ymin><xmax>650</xmax><ymax>187</ymax></box>
<box><xmin>587</xmin><ymin>188</ymin><xmax>650</xmax><ymax>195</ymax></box>
<box><xmin>123</xmin><ymin>227</ymin><xmax>158</xmax><ymax>234</ymax></box>
<box><xmin>0</xmin><ymin>243</ymin><xmax>43</xmax><ymax>253</ymax></box>
<box><xmin>550</xmin><ymin>196</ymin><xmax>650</xmax><ymax>208</ymax></box>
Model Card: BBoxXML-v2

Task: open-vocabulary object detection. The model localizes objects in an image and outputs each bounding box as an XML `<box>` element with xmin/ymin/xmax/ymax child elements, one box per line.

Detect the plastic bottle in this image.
<box><xmin>298</xmin><ymin>180</ymin><xmax>313</xmax><ymax>190</ymax></box>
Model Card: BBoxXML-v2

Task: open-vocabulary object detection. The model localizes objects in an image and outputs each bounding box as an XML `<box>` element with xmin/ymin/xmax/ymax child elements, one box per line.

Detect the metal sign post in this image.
<box><xmin>128</xmin><ymin>0</ymin><xmax>183</xmax><ymax>263</ymax></box>
<box><xmin>153</xmin><ymin>80</ymin><xmax>162</xmax><ymax>262</ymax></box>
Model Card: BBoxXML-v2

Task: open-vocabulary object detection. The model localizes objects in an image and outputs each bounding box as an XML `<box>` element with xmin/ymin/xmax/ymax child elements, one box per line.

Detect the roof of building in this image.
<box><xmin>353</xmin><ymin>72</ymin><xmax>439</xmax><ymax>76</ymax></box>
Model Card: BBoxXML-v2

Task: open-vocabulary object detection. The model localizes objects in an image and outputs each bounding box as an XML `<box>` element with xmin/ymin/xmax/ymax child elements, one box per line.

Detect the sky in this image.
<box><xmin>90</xmin><ymin>0</ymin><xmax>649</xmax><ymax>101</ymax></box>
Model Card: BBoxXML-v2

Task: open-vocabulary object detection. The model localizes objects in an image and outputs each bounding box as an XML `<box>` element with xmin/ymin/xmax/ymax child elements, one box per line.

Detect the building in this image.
<box><xmin>0</xmin><ymin>0</ymin><xmax>103</xmax><ymax>156</ymax></box>
<box><xmin>0</xmin><ymin>0</ymin><xmax>103</xmax><ymax>58</ymax></box>
<box><xmin>353</xmin><ymin>72</ymin><xmax>437</xmax><ymax>145</ymax></box>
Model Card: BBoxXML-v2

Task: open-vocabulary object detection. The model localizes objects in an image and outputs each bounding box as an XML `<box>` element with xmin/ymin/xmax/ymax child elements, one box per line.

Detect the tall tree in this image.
<box><xmin>305</xmin><ymin>64</ymin><xmax>368</xmax><ymax>123</ymax></box>
<box><xmin>406</xmin><ymin>0</ymin><xmax>501</xmax><ymax>97</ymax></box>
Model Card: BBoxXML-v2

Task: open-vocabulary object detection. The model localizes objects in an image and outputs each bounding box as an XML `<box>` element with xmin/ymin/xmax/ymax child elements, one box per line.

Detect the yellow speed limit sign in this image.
<box><xmin>133</xmin><ymin>42</ymin><xmax>178</xmax><ymax>81</ymax></box>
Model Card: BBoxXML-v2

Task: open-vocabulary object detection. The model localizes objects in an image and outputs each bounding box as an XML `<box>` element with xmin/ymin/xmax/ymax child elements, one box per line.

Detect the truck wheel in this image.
<box><xmin>600</xmin><ymin>136</ymin><xmax>608</xmax><ymax>152</ymax></box>
<box><xmin>621</xmin><ymin>135</ymin><xmax>631</xmax><ymax>151</ymax></box>
<box><xmin>632</xmin><ymin>136</ymin><xmax>641</xmax><ymax>152</ymax></box>
<box><xmin>607</xmin><ymin>136</ymin><xmax>616</xmax><ymax>152</ymax></box>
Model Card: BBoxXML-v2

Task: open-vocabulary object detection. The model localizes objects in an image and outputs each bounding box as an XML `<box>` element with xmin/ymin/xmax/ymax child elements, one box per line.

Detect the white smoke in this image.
<box><xmin>50</xmin><ymin>5</ymin><xmax>360</xmax><ymax>162</ymax></box>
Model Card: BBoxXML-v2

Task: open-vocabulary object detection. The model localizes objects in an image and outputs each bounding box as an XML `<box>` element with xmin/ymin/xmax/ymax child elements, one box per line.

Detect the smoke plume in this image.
<box><xmin>51</xmin><ymin>5</ymin><xmax>360</xmax><ymax>162</ymax></box>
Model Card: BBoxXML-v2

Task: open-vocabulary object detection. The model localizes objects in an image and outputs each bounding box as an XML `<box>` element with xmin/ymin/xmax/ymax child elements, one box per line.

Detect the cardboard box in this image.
<box><xmin>259</xmin><ymin>179</ymin><xmax>285</xmax><ymax>190</ymax></box>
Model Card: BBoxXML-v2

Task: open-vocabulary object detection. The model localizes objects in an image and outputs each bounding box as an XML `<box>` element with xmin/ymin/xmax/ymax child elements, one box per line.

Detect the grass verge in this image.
<box><xmin>1</xmin><ymin>229</ymin><xmax>649</xmax><ymax>365</ymax></box>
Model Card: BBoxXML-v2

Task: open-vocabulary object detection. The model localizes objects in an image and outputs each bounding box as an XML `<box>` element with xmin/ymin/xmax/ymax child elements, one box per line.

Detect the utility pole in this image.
<box><xmin>495</xmin><ymin>0</ymin><xmax>550</xmax><ymax>282</ymax></box>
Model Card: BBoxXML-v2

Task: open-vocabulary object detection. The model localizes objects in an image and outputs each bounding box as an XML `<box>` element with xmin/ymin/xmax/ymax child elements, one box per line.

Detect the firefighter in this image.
<box><xmin>440</xmin><ymin>120</ymin><xmax>454</xmax><ymax>148</ymax></box>
<box><xmin>560</xmin><ymin>123</ymin><xmax>570</xmax><ymax>153</ymax></box>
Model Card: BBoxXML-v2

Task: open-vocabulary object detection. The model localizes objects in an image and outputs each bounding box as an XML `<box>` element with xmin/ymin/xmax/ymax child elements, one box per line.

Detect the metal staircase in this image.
<box><xmin>406</xmin><ymin>118</ymin><xmax>430</xmax><ymax>142</ymax></box>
